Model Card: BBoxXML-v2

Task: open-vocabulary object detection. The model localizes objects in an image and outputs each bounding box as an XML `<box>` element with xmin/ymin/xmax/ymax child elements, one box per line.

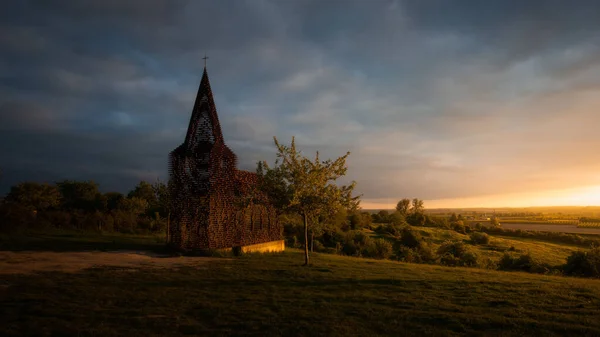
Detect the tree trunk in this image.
<box><xmin>166</xmin><ymin>211</ymin><xmax>171</xmax><ymax>244</ymax></box>
<box><xmin>303</xmin><ymin>212</ymin><xmax>309</xmax><ymax>266</ymax></box>
<box><xmin>311</xmin><ymin>231</ymin><xmax>314</xmax><ymax>253</ymax></box>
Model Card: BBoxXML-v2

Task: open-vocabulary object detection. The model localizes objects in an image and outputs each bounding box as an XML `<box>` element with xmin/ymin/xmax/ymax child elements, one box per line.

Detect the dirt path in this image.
<box><xmin>0</xmin><ymin>250</ymin><xmax>225</xmax><ymax>275</ymax></box>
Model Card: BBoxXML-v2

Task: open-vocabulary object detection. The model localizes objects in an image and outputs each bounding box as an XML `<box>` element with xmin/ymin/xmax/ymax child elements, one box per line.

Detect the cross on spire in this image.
<box><xmin>203</xmin><ymin>54</ymin><xmax>209</xmax><ymax>68</ymax></box>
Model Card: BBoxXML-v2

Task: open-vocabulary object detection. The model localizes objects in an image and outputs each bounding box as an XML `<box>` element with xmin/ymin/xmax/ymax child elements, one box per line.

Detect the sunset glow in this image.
<box><xmin>362</xmin><ymin>185</ymin><xmax>600</xmax><ymax>210</ymax></box>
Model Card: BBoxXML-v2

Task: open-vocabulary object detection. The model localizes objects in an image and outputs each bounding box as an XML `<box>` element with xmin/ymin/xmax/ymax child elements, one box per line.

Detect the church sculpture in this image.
<box><xmin>168</xmin><ymin>66</ymin><xmax>282</xmax><ymax>252</ymax></box>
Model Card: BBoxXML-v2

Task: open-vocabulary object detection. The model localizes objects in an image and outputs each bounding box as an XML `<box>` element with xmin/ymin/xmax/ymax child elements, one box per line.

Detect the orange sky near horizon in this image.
<box><xmin>361</xmin><ymin>184</ymin><xmax>600</xmax><ymax>210</ymax></box>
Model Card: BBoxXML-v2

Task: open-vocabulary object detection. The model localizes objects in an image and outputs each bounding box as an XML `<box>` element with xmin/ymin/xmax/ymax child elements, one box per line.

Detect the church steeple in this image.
<box><xmin>184</xmin><ymin>66</ymin><xmax>224</xmax><ymax>149</ymax></box>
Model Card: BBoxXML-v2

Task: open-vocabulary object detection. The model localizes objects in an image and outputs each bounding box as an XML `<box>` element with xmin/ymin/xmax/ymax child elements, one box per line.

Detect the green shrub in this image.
<box><xmin>479</xmin><ymin>257</ymin><xmax>498</xmax><ymax>270</ymax></box>
<box><xmin>312</xmin><ymin>240</ymin><xmax>326</xmax><ymax>252</ymax></box>
<box><xmin>340</xmin><ymin>231</ymin><xmax>372</xmax><ymax>257</ymax></box>
<box><xmin>396</xmin><ymin>246</ymin><xmax>419</xmax><ymax>263</ymax></box>
<box><xmin>416</xmin><ymin>244</ymin><xmax>438</xmax><ymax>264</ymax></box>
<box><xmin>363</xmin><ymin>238</ymin><xmax>393</xmax><ymax>259</ymax></box>
<box><xmin>498</xmin><ymin>252</ymin><xmax>547</xmax><ymax>273</ymax></box>
<box><xmin>399</xmin><ymin>227</ymin><xmax>423</xmax><ymax>249</ymax></box>
<box><xmin>437</xmin><ymin>241</ymin><xmax>469</xmax><ymax>257</ymax></box>
<box><xmin>437</xmin><ymin>241</ymin><xmax>479</xmax><ymax>267</ymax></box>
<box><xmin>376</xmin><ymin>223</ymin><xmax>403</xmax><ymax>237</ymax></box>
<box><xmin>450</xmin><ymin>221</ymin><xmax>466</xmax><ymax>234</ymax></box>
<box><xmin>469</xmin><ymin>232</ymin><xmax>490</xmax><ymax>245</ymax></box>
<box><xmin>395</xmin><ymin>243</ymin><xmax>437</xmax><ymax>264</ymax></box>
<box><xmin>564</xmin><ymin>247</ymin><xmax>600</xmax><ymax>277</ymax></box>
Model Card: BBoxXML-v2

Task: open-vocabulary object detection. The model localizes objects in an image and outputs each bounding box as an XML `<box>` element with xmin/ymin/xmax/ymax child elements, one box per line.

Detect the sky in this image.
<box><xmin>1</xmin><ymin>0</ymin><xmax>600</xmax><ymax>209</ymax></box>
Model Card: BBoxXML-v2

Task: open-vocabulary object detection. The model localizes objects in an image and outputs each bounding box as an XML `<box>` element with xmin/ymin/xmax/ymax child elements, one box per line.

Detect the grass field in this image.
<box><xmin>2</xmin><ymin>233</ymin><xmax>600</xmax><ymax>336</ymax></box>
<box><xmin>414</xmin><ymin>227</ymin><xmax>580</xmax><ymax>267</ymax></box>
<box><xmin>485</xmin><ymin>223</ymin><xmax>600</xmax><ymax>235</ymax></box>
<box><xmin>0</xmin><ymin>230</ymin><xmax>166</xmax><ymax>252</ymax></box>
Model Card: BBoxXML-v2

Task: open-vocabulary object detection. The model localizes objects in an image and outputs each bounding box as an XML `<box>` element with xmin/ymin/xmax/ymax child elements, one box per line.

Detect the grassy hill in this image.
<box><xmin>413</xmin><ymin>227</ymin><xmax>580</xmax><ymax>267</ymax></box>
<box><xmin>3</xmin><ymin>245</ymin><xmax>600</xmax><ymax>336</ymax></box>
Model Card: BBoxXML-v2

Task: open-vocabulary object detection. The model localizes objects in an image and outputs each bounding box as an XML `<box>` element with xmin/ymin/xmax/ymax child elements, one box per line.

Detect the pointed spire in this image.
<box><xmin>183</xmin><ymin>66</ymin><xmax>224</xmax><ymax>149</ymax></box>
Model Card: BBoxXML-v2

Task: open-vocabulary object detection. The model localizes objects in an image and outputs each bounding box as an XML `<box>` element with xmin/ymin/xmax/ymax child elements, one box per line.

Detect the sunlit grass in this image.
<box><xmin>2</xmin><ymin>249</ymin><xmax>600</xmax><ymax>336</ymax></box>
<box><xmin>412</xmin><ymin>227</ymin><xmax>579</xmax><ymax>266</ymax></box>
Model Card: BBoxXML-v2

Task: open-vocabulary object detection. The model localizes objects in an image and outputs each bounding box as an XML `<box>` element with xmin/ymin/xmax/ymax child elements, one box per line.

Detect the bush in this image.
<box><xmin>399</xmin><ymin>227</ymin><xmax>424</xmax><ymax>249</ymax></box>
<box><xmin>406</xmin><ymin>213</ymin><xmax>426</xmax><ymax>226</ymax></box>
<box><xmin>426</xmin><ymin>216</ymin><xmax>450</xmax><ymax>229</ymax></box>
<box><xmin>437</xmin><ymin>241</ymin><xmax>479</xmax><ymax>267</ymax></box>
<box><xmin>396</xmin><ymin>246</ymin><xmax>419</xmax><ymax>263</ymax></box>
<box><xmin>416</xmin><ymin>244</ymin><xmax>438</xmax><ymax>264</ymax></box>
<box><xmin>470</xmin><ymin>232</ymin><xmax>490</xmax><ymax>245</ymax></box>
<box><xmin>450</xmin><ymin>221</ymin><xmax>466</xmax><ymax>234</ymax></box>
<box><xmin>363</xmin><ymin>238</ymin><xmax>393</xmax><ymax>259</ymax></box>
<box><xmin>479</xmin><ymin>257</ymin><xmax>498</xmax><ymax>270</ymax></box>
<box><xmin>498</xmin><ymin>252</ymin><xmax>547</xmax><ymax>273</ymax></box>
<box><xmin>376</xmin><ymin>223</ymin><xmax>403</xmax><ymax>237</ymax></box>
<box><xmin>564</xmin><ymin>247</ymin><xmax>600</xmax><ymax>277</ymax></box>
<box><xmin>340</xmin><ymin>231</ymin><xmax>372</xmax><ymax>257</ymax></box>
<box><xmin>312</xmin><ymin>240</ymin><xmax>326</xmax><ymax>252</ymax></box>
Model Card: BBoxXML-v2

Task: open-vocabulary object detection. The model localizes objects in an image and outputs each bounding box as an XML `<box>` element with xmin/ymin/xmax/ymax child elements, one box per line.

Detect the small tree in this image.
<box><xmin>152</xmin><ymin>179</ymin><xmax>172</xmax><ymax>242</ymax></box>
<box><xmin>128</xmin><ymin>181</ymin><xmax>158</xmax><ymax>211</ymax></box>
<box><xmin>56</xmin><ymin>180</ymin><xmax>100</xmax><ymax>212</ymax></box>
<box><xmin>257</xmin><ymin>137</ymin><xmax>360</xmax><ymax>265</ymax></box>
<box><xmin>396</xmin><ymin>198</ymin><xmax>411</xmax><ymax>216</ymax></box>
<box><xmin>411</xmin><ymin>198</ymin><xmax>424</xmax><ymax>215</ymax></box>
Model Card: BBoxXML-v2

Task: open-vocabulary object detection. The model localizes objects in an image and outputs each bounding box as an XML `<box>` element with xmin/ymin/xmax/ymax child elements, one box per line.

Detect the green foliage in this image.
<box><xmin>128</xmin><ymin>181</ymin><xmax>156</xmax><ymax>206</ymax></box>
<box><xmin>339</xmin><ymin>231</ymin><xmax>372</xmax><ymax>257</ymax></box>
<box><xmin>362</xmin><ymin>238</ymin><xmax>393</xmax><ymax>259</ymax></box>
<box><xmin>389</xmin><ymin>211</ymin><xmax>406</xmax><ymax>226</ymax></box>
<box><xmin>0</xmin><ymin>179</ymin><xmax>170</xmax><ymax>236</ymax></box>
<box><xmin>437</xmin><ymin>241</ymin><xmax>479</xmax><ymax>267</ymax></box>
<box><xmin>56</xmin><ymin>180</ymin><xmax>100</xmax><ymax>211</ymax></box>
<box><xmin>399</xmin><ymin>227</ymin><xmax>424</xmax><ymax>249</ymax></box>
<box><xmin>427</xmin><ymin>216</ymin><xmax>450</xmax><ymax>229</ymax></box>
<box><xmin>104</xmin><ymin>192</ymin><xmax>124</xmax><ymax>211</ymax></box>
<box><xmin>469</xmin><ymin>232</ymin><xmax>490</xmax><ymax>245</ymax></box>
<box><xmin>450</xmin><ymin>220</ymin><xmax>466</xmax><ymax>234</ymax></box>
<box><xmin>411</xmin><ymin>198</ymin><xmax>424</xmax><ymax>214</ymax></box>
<box><xmin>396</xmin><ymin>244</ymin><xmax>438</xmax><ymax>264</ymax></box>
<box><xmin>406</xmin><ymin>212</ymin><xmax>426</xmax><ymax>226</ymax></box>
<box><xmin>256</xmin><ymin>136</ymin><xmax>360</xmax><ymax>265</ymax></box>
<box><xmin>498</xmin><ymin>252</ymin><xmax>547</xmax><ymax>273</ymax></box>
<box><xmin>312</xmin><ymin>240</ymin><xmax>326</xmax><ymax>252</ymax></box>
<box><xmin>117</xmin><ymin>197</ymin><xmax>148</xmax><ymax>215</ymax></box>
<box><xmin>5</xmin><ymin>182</ymin><xmax>61</xmax><ymax>212</ymax></box>
<box><xmin>395</xmin><ymin>198</ymin><xmax>411</xmax><ymax>215</ymax></box>
<box><xmin>348</xmin><ymin>211</ymin><xmax>372</xmax><ymax>230</ymax></box>
<box><xmin>564</xmin><ymin>247</ymin><xmax>600</xmax><ymax>278</ymax></box>
<box><xmin>376</xmin><ymin>223</ymin><xmax>403</xmax><ymax>237</ymax></box>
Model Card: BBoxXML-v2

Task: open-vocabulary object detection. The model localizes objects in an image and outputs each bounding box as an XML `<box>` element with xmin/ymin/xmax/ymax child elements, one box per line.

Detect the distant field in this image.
<box><xmin>484</xmin><ymin>223</ymin><xmax>600</xmax><ymax>235</ymax></box>
<box><xmin>413</xmin><ymin>227</ymin><xmax>579</xmax><ymax>267</ymax></box>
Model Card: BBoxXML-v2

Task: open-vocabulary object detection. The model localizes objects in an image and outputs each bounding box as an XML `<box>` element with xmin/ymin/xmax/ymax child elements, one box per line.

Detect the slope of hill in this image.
<box><xmin>2</xmin><ymin>249</ymin><xmax>600</xmax><ymax>336</ymax></box>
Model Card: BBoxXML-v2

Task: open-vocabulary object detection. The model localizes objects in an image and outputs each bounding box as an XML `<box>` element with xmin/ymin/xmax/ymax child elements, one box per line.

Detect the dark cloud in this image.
<box><xmin>1</xmin><ymin>0</ymin><xmax>600</xmax><ymax>207</ymax></box>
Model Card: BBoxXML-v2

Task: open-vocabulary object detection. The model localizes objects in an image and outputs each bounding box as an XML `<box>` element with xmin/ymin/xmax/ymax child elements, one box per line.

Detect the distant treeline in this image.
<box><xmin>0</xmin><ymin>180</ymin><xmax>170</xmax><ymax>234</ymax></box>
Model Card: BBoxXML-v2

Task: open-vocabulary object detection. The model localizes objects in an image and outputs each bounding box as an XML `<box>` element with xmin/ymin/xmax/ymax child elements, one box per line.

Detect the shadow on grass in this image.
<box><xmin>0</xmin><ymin>232</ymin><xmax>170</xmax><ymax>254</ymax></box>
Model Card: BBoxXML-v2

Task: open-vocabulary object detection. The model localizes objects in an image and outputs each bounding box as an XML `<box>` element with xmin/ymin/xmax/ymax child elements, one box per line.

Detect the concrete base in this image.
<box><xmin>239</xmin><ymin>240</ymin><xmax>285</xmax><ymax>253</ymax></box>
